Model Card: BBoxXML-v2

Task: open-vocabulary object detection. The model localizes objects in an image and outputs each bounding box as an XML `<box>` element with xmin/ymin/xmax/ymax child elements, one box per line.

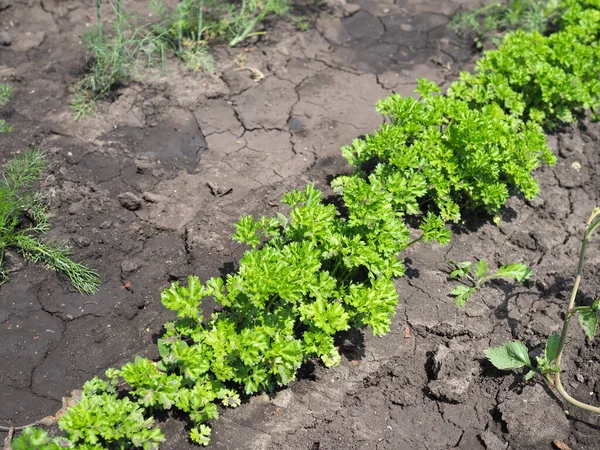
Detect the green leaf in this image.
<box><xmin>449</xmin><ymin>260</ymin><xmax>471</xmax><ymax>279</ymax></box>
<box><xmin>233</xmin><ymin>215</ymin><xmax>260</xmax><ymax>247</ymax></box>
<box><xmin>544</xmin><ymin>333</ymin><xmax>560</xmax><ymax>361</ymax></box>
<box><xmin>524</xmin><ymin>370</ymin><xmax>536</xmax><ymax>381</ymax></box>
<box><xmin>474</xmin><ymin>259</ymin><xmax>488</xmax><ymax>279</ymax></box>
<box><xmin>484</xmin><ymin>341</ymin><xmax>531</xmax><ymax>370</ymax></box>
<box><xmin>450</xmin><ymin>285</ymin><xmax>475</xmax><ymax>307</ymax></box>
<box><xmin>0</xmin><ymin>83</ymin><xmax>13</xmax><ymax>106</ymax></box>
<box><xmin>160</xmin><ymin>276</ymin><xmax>205</xmax><ymax>319</ymax></box>
<box><xmin>157</xmin><ymin>339</ymin><xmax>169</xmax><ymax>358</ymax></box>
<box><xmin>493</xmin><ymin>263</ymin><xmax>532</xmax><ymax>282</ymax></box>
<box><xmin>415</xmin><ymin>78</ymin><xmax>441</xmax><ymax>98</ymax></box>
<box><xmin>190</xmin><ymin>425</ymin><xmax>211</xmax><ymax>446</ymax></box>
<box><xmin>11</xmin><ymin>427</ymin><xmax>53</xmax><ymax>448</ymax></box>
<box><xmin>578</xmin><ymin>309</ymin><xmax>598</xmax><ymax>340</ymax></box>
<box><xmin>420</xmin><ymin>212</ymin><xmax>451</xmax><ymax>244</ymax></box>
<box><xmin>300</xmin><ymin>298</ymin><xmax>350</xmax><ymax>335</ymax></box>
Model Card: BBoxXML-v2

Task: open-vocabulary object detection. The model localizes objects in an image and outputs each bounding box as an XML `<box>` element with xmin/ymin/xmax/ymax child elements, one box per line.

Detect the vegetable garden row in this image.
<box><xmin>9</xmin><ymin>0</ymin><xmax>600</xmax><ymax>448</ymax></box>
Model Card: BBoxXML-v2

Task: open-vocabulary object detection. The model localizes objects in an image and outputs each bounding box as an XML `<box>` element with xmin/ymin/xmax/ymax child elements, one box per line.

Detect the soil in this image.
<box><xmin>1</xmin><ymin>0</ymin><xmax>600</xmax><ymax>449</ymax></box>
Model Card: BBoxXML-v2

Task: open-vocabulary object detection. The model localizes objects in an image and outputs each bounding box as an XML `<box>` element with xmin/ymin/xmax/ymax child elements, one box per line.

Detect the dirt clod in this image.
<box><xmin>117</xmin><ymin>192</ymin><xmax>142</xmax><ymax>211</ymax></box>
<box><xmin>0</xmin><ymin>31</ymin><xmax>10</xmax><ymax>46</ymax></box>
<box><xmin>428</xmin><ymin>341</ymin><xmax>479</xmax><ymax>403</ymax></box>
<box><xmin>479</xmin><ymin>430</ymin><xmax>508</xmax><ymax>450</ymax></box>
<box><xmin>499</xmin><ymin>384</ymin><xmax>571</xmax><ymax>449</ymax></box>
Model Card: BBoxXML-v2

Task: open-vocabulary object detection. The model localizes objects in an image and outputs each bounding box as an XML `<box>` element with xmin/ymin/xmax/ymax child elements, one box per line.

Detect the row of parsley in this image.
<box><xmin>12</xmin><ymin>0</ymin><xmax>600</xmax><ymax>448</ymax></box>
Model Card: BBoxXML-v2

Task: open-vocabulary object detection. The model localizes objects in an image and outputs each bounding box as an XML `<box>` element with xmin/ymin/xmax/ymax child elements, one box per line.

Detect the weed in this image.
<box><xmin>72</xmin><ymin>0</ymin><xmax>292</xmax><ymax>115</ymax></box>
<box><xmin>485</xmin><ymin>208</ymin><xmax>600</xmax><ymax>414</ymax></box>
<box><xmin>148</xmin><ymin>0</ymin><xmax>215</xmax><ymax>72</ymax></box>
<box><xmin>0</xmin><ymin>83</ymin><xmax>12</xmax><ymax>106</ymax></box>
<box><xmin>226</xmin><ymin>0</ymin><xmax>290</xmax><ymax>47</ymax></box>
<box><xmin>69</xmin><ymin>84</ymin><xmax>97</xmax><ymax>120</ymax></box>
<box><xmin>0</xmin><ymin>83</ymin><xmax>13</xmax><ymax>133</ymax></box>
<box><xmin>291</xmin><ymin>15</ymin><xmax>312</xmax><ymax>31</ymax></box>
<box><xmin>448</xmin><ymin>259</ymin><xmax>532</xmax><ymax>306</ymax></box>
<box><xmin>451</xmin><ymin>0</ymin><xmax>560</xmax><ymax>49</ymax></box>
<box><xmin>0</xmin><ymin>120</ymin><xmax>12</xmax><ymax>133</ymax></box>
<box><xmin>71</xmin><ymin>0</ymin><xmax>169</xmax><ymax>118</ymax></box>
<box><xmin>148</xmin><ymin>0</ymin><xmax>290</xmax><ymax>70</ymax></box>
<box><xmin>0</xmin><ymin>149</ymin><xmax>100</xmax><ymax>295</ymax></box>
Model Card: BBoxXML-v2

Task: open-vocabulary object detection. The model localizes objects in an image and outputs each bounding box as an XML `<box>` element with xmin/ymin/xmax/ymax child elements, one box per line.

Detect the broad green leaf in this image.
<box><xmin>157</xmin><ymin>339</ymin><xmax>169</xmax><ymax>358</ymax></box>
<box><xmin>578</xmin><ymin>309</ymin><xmax>598</xmax><ymax>340</ymax></box>
<box><xmin>474</xmin><ymin>259</ymin><xmax>489</xmax><ymax>279</ymax></box>
<box><xmin>494</xmin><ymin>263</ymin><xmax>532</xmax><ymax>282</ymax></box>
<box><xmin>545</xmin><ymin>333</ymin><xmax>561</xmax><ymax>361</ymax></box>
<box><xmin>160</xmin><ymin>278</ymin><xmax>204</xmax><ymax>319</ymax></box>
<box><xmin>484</xmin><ymin>341</ymin><xmax>531</xmax><ymax>370</ymax></box>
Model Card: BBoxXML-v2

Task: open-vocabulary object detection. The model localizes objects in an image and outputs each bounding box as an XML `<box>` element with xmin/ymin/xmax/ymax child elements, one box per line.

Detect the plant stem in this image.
<box><xmin>554</xmin><ymin>208</ymin><xmax>600</xmax><ymax>369</ymax></box>
<box><xmin>0</xmin><ymin>243</ymin><xmax>5</xmax><ymax>272</ymax></box>
<box><xmin>330</xmin><ymin>259</ymin><xmax>343</xmax><ymax>278</ymax></box>
<box><xmin>402</xmin><ymin>234</ymin><xmax>423</xmax><ymax>250</ymax></box>
<box><xmin>115</xmin><ymin>0</ymin><xmax>124</xmax><ymax>41</ymax></box>
<box><xmin>551</xmin><ymin>207</ymin><xmax>600</xmax><ymax>412</ymax></box>
<box><xmin>197</xmin><ymin>0</ymin><xmax>204</xmax><ymax>43</ymax></box>
<box><xmin>96</xmin><ymin>0</ymin><xmax>103</xmax><ymax>36</ymax></box>
<box><xmin>177</xmin><ymin>7</ymin><xmax>183</xmax><ymax>53</ymax></box>
<box><xmin>229</xmin><ymin>11</ymin><xmax>267</xmax><ymax>47</ymax></box>
<box><xmin>547</xmin><ymin>374</ymin><xmax>600</xmax><ymax>413</ymax></box>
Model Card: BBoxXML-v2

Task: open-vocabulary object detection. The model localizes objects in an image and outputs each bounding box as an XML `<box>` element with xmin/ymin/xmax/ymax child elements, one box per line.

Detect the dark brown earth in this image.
<box><xmin>1</xmin><ymin>0</ymin><xmax>600</xmax><ymax>449</ymax></box>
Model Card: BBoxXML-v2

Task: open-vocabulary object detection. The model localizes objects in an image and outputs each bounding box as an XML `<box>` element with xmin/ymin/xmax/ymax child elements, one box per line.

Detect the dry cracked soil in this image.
<box><xmin>1</xmin><ymin>0</ymin><xmax>600</xmax><ymax>449</ymax></box>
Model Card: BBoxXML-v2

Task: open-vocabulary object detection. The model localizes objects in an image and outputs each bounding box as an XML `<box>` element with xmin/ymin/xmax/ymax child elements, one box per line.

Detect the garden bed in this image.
<box><xmin>1</xmin><ymin>0</ymin><xmax>600</xmax><ymax>449</ymax></box>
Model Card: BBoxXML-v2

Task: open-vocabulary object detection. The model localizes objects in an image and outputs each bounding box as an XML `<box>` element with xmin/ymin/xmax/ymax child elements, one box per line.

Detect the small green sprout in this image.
<box><xmin>0</xmin><ymin>83</ymin><xmax>12</xmax><ymax>106</ymax></box>
<box><xmin>448</xmin><ymin>259</ymin><xmax>532</xmax><ymax>306</ymax></box>
<box><xmin>0</xmin><ymin>83</ymin><xmax>13</xmax><ymax>133</ymax></box>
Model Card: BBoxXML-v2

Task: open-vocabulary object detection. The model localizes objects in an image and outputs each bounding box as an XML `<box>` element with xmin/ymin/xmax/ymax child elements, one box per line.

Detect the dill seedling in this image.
<box><xmin>0</xmin><ymin>83</ymin><xmax>13</xmax><ymax>133</ymax></box>
<box><xmin>0</xmin><ymin>149</ymin><xmax>100</xmax><ymax>294</ymax></box>
<box><xmin>451</xmin><ymin>0</ymin><xmax>560</xmax><ymax>49</ymax></box>
<box><xmin>72</xmin><ymin>0</ymin><xmax>292</xmax><ymax>116</ymax></box>
<box><xmin>227</xmin><ymin>0</ymin><xmax>290</xmax><ymax>47</ymax></box>
<box><xmin>149</xmin><ymin>0</ymin><xmax>216</xmax><ymax>72</ymax></box>
<box><xmin>71</xmin><ymin>0</ymin><xmax>169</xmax><ymax>118</ymax></box>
